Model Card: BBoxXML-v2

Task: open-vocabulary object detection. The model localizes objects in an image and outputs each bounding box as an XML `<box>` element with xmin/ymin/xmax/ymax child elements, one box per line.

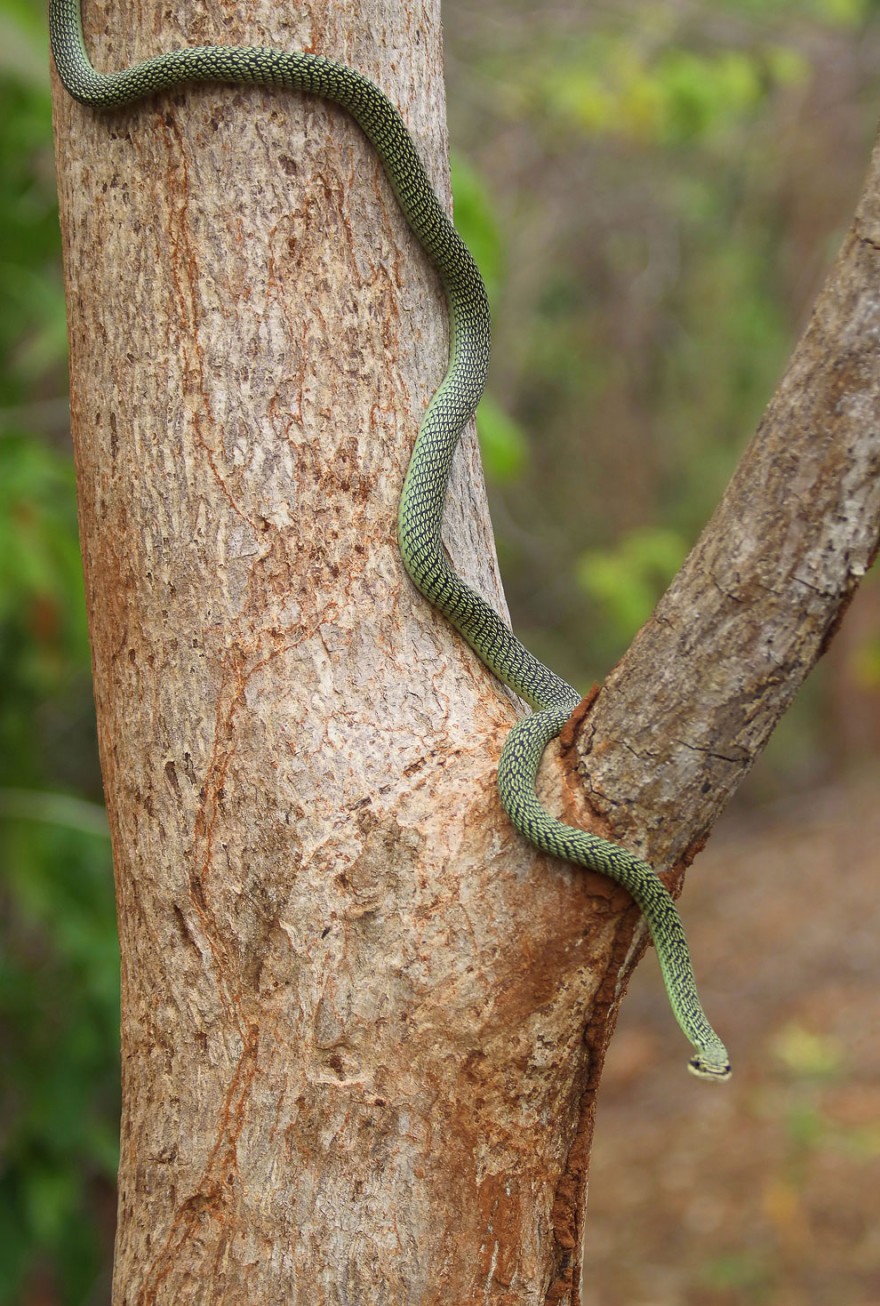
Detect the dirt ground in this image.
<box><xmin>582</xmin><ymin>769</ymin><xmax>880</xmax><ymax>1306</ymax></box>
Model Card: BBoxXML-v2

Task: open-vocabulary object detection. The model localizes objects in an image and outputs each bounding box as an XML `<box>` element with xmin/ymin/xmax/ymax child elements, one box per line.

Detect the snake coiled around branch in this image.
<box><xmin>49</xmin><ymin>0</ymin><xmax>731</xmax><ymax>1081</ymax></box>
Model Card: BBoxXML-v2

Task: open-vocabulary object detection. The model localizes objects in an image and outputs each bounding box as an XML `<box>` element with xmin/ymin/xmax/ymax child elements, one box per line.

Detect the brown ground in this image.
<box><xmin>582</xmin><ymin>769</ymin><xmax>880</xmax><ymax>1306</ymax></box>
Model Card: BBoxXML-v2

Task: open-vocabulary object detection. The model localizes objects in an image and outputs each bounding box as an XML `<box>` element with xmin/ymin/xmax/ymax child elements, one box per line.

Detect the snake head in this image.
<box><xmin>688</xmin><ymin>1052</ymin><xmax>732</xmax><ymax>1083</ymax></box>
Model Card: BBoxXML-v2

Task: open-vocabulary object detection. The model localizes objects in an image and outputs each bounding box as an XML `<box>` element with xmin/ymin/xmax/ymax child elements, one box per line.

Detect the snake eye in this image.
<box><xmin>688</xmin><ymin>1055</ymin><xmax>732</xmax><ymax>1082</ymax></box>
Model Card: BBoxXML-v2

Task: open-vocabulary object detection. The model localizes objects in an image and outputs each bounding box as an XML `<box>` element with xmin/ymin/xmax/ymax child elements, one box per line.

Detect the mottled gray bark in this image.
<box><xmin>52</xmin><ymin>0</ymin><xmax>880</xmax><ymax>1300</ymax></box>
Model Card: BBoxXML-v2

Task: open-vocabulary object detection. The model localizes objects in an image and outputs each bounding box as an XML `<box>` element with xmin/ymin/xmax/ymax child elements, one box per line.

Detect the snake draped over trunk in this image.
<box><xmin>49</xmin><ymin>0</ymin><xmax>731</xmax><ymax>1082</ymax></box>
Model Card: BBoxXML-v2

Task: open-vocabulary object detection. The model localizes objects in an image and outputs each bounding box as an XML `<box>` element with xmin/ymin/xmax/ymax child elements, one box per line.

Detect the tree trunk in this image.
<box><xmin>51</xmin><ymin>0</ymin><xmax>880</xmax><ymax>1301</ymax></box>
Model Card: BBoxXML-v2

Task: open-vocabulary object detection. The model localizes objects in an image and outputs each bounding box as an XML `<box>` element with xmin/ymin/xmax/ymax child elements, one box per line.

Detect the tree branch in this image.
<box><xmin>541</xmin><ymin>135</ymin><xmax>880</xmax><ymax>1299</ymax></box>
<box><xmin>575</xmin><ymin>138</ymin><xmax>880</xmax><ymax>869</ymax></box>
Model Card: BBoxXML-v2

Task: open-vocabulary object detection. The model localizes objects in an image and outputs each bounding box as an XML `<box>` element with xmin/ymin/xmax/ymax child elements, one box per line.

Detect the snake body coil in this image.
<box><xmin>50</xmin><ymin>0</ymin><xmax>730</xmax><ymax>1081</ymax></box>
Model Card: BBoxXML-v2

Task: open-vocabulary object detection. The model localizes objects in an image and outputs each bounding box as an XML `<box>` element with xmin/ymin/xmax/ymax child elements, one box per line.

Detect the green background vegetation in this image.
<box><xmin>1</xmin><ymin>0</ymin><xmax>879</xmax><ymax>1300</ymax></box>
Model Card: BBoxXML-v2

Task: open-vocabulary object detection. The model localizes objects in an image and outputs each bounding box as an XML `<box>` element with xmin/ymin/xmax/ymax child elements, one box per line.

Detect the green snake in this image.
<box><xmin>49</xmin><ymin>0</ymin><xmax>731</xmax><ymax>1082</ymax></box>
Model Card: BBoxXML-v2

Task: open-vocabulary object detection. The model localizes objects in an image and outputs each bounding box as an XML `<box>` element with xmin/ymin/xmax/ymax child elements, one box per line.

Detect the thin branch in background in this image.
<box><xmin>0</xmin><ymin>397</ymin><xmax>71</xmax><ymax>436</ymax></box>
<box><xmin>0</xmin><ymin>786</ymin><xmax>110</xmax><ymax>837</ymax></box>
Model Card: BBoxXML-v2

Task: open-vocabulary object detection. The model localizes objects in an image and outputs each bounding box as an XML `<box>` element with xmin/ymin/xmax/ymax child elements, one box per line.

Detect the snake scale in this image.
<box><xmin>49</xmin><ymin>0</ymin><xmax>731</xmax><ymax>1081</ymax></box>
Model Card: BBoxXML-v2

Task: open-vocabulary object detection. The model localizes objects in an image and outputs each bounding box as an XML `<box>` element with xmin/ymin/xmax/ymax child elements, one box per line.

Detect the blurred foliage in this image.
<box><xmin>449</xmin><ymin>151</ymin><xmax>505</xmax><ymax>303</ymax></box>
<box><xmin>450</xmin><ymin>150</ymin><xmax>531</xmax><ymax>481</ymax></box>
<box><xmin>2</xmin><ymin>0</ymin><xmax>880</xmax><ymax>1300</ymax></box>
<box><xmin>447</xmin><ymin>0</ymin><xmax>880</xmax><ymax>734</ymax></box>
<box><xmin>576</xmin><ymin>525</ymin><xmax>687</xmax><ymax>642</ymax></box>
<box><xmin>706</xmin><ymin>1020</ymin><xmax>880</xmax><ymax>1301</ymax></box>
<box><xmin>471</xmin><ymin>391</ymin><xmax>529</xmax><ymax>483</ymax></box>
<box><xmin>1</xmin><ymin>1</ymin><xmax>117</xmax><ymax>1302</ymax></box>
<box><xmin>510</xmin><ymin>39</ymin><xmax>801</xmax><ymax>145</ymax></box>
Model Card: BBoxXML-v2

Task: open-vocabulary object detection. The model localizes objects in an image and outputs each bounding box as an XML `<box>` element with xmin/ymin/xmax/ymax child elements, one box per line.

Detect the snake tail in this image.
<box><xmin>497</xmin><ymin>709</ymin><xmax>731</xmax><ymax>1081</ymax></box>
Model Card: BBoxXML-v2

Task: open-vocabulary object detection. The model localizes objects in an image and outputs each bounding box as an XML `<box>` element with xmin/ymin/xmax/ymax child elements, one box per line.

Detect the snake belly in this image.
<box><xmin>49</xmin><ymin>0</ymin><xmax>730</xmax><ymax>1081</ymax></box>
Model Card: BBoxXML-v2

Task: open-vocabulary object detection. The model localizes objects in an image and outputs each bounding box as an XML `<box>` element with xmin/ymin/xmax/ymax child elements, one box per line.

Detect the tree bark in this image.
<box><xmin>563</xmin><ymin>142</ymin><xmax>880</xmax><ymax>978</ymax></box>
<box><xmin>576</xmin><ymin>162</ymin><xmax>880</xmax><ymax>854</ymax></box>
<box><xmin>51</xmin><ymin>0</ymin><xmax>880</xmax><ymax>1302</ymax></box>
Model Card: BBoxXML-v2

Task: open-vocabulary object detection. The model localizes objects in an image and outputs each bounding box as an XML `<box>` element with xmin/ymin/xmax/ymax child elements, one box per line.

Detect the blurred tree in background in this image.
<box><xmin>446</xmin><ymin>0</ymin><xmax>880</xmax><ymax>784</ymax></box>
<box><xmin>1</xmin><ymin>0</ymin><xmax>878</xmax><ymax>1301</ymax></box>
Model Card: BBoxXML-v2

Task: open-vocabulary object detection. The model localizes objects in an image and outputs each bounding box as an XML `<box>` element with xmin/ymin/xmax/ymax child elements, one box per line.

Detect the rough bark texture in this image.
<box><xmin>573</xmin><ymin>146</ymin><xmax>880</xmax><ymax>875</ymax></box>
<box><xmin>51</xmin><ymin>0</ymin><xmax>880</xmax><ymax>1301</ymax></box>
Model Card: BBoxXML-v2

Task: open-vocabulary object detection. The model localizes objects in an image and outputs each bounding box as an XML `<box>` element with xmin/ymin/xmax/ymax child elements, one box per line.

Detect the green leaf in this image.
<box><xmin>576</xmin><ymin>527</ymin><xmax>689</xmax><ymax>642</ymax></box>
<box><xmin>476</xmin><ymin>392</ymin><xmax>528</xmax><ymax>482</ymax></box>
<box><xmin>450</xmin><ymin>151</ymin><xmax>504</xmax><ymax>303</ymax></box>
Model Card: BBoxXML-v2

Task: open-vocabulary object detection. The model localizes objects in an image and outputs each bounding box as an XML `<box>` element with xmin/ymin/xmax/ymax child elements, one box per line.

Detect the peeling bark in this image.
<box><xmin>51</xmin><ymin>0</ymin><xmax>880</xmax><ymax>1302</ymax></box>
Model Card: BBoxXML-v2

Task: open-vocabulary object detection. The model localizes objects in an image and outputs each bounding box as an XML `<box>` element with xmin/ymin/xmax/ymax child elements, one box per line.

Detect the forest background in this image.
<box><xmin>2</xmin><ymin>0</ymin><xmax>879</xmax><ymax>1302</ymax></box>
